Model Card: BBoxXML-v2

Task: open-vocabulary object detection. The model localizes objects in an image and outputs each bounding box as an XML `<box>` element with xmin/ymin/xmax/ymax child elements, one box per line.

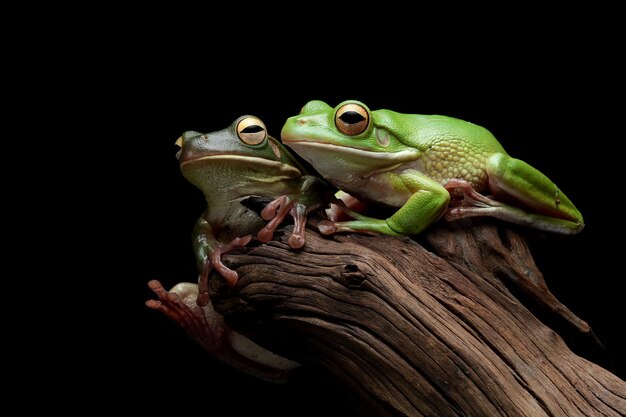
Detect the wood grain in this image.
<box><xmin>210</xmin><ymin>220</ymin><xmax>626</xmax><ymax>417</ymax></box>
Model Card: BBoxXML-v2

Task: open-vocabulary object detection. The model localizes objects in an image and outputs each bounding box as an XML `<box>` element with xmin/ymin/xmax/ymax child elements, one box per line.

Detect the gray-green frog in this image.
<box><xmin>177</xmin><ymin>115</ymin><xmax>331</xmax><ymax>304</ymax></box>
<box><xmin>281</xmin><ymin>100</ymin><xmax>583</xmax><ymax>237</ymax></box>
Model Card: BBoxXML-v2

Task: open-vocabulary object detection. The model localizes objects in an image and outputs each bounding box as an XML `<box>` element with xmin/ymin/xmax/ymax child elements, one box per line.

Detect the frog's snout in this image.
<box><xmin>175</xmin><ymin>131</ymin><xmax>202</xmax><ymax>160</ymax></box>
<box><xmin>175</xmin><ymin>136</ymin><xmax>184</xmax><ymax>160</ymax></box>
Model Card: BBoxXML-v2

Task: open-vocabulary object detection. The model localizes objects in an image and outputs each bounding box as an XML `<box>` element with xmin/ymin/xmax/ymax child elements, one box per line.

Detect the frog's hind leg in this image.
<box><xmin>444</xmin><ymin>153</ymin><xmax>584</xmax><ymax>235</ymax></box>
<box><xmin>443</xmin><ymin>181</ymin><xmax>600</xmax><ymax>345</ymax></box>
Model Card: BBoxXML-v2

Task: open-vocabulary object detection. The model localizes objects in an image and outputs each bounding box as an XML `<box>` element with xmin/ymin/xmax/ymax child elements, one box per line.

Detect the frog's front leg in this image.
<box><xmin>146</xmin><ymin>281</ymin><xmax>299</xmax><ymax>382</ymax></box>
<box><xmin>258</xmin><ymin>196</ymin><xmax>310</xmax><ymax>248</ymax></box>
<box><xmin>258</xmin><ymin>176</ymin><xmax>333</xmax><ymax>248</ymax></box>
<box><xmin>319</xmin><ymin>169</ymin><xmax>450</xmax><ymax>236</ymax></box>
<box><xmin>445</xmin><ymin>154</ymin><xmax>584</xmax><ymax>234</ymax></box>
<box><xmin>258</xmin><ymin>195</ymin><xmax>293</xmax><ymax>242</ymax></box>
<box><xmin>194</xmin><ymin>217</ymin><xmax>252</xmax><ymax>305</ymax></box>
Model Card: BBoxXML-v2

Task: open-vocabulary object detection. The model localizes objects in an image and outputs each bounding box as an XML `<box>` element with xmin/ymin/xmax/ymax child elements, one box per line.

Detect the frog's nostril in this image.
<box><xmin>297</xmin><ymin>118</ymin><xmax>307</xmax><ymax>125</ymax></box>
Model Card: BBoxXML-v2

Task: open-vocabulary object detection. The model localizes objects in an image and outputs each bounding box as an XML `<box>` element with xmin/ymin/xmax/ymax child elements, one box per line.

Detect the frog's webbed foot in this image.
<box><xmin>258</xmin><ymin>195</ymin><xmax>308</xmax><ymax>249</ymax></box>
<box><xmin>444</xmin><ymin>179</ymin><xmax>504</xmax><ymax>220</ymax></box>
<box><xmin>146</xmin><ymin>280</ymin><xmax>300</xmax><ymax>382</ymax></box>
<box><xmin>257</xmin><ymin>176</ymin><xmax>335</xmax><ymax>248</ymax></box>
<box><xmin>258</xmin><ymin>195</ymin><xmax>293</xmax><ymax>243</ymax></box>
<box><xmin>318</xmin><ymin>197</ymin><xmax>391</xmax><ymax>236</ymax></box>
<box><xmin>197</xmin><ymin>235</ymin><xmax>254</xmax><ymax>306</ymax></box>
<box><xmin>325</xmin><ymin>191</ymin><xmax>368</xmax><ymax>222</ymax></box>
<box><xmin>146</xmin><ymin>280</ymin><xmax>224</xmax><ymax>351</ymax></box>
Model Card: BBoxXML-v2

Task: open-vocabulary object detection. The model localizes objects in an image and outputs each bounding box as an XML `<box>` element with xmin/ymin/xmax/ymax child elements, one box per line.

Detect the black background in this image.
<box><xmin>107</xmin><ymin>40</ymin><xmax>624</xmax><ymax>416</ymax></box>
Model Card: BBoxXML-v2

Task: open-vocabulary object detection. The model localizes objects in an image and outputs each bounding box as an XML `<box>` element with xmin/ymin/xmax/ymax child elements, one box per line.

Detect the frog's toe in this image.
<box><xmin>145</xmin><ymin>280</ymin><xmax>183</xmax><ymax>320</ymax></box>
<box><xmin>223</xmin><ymin>269</ymin><xmax>239</xmax><ymax>288</ymax></box>
<box><xmin>195</xmin><ymin>291</ymin><xmax>211</xmax><ymax>307</ymax></box>
<box><xmin>261</xmin><ymin>195</ymin><xmax>287</xmax><ymax>221</ymax></box>
<box><xmin>257</xmin><ymin>227</ymin><xmax>275</xmax><ymax>243</ymax></box>
<box><xmin>286</xmin><ymin>203</ymin><xmax>307</xmax><ymax>249</ymax></box>
<box><xmin>196</xmin><ymin>259</ymin><xmax>213</xmax><ymax>307</ymax></box>
<box><xmin>318</xmin><ymin>220</ymin><xmax>338</xmax><ymax>235</ymax></box>
<box><xmin>257</xmin><ymin>199</ymin><xmax>294</xmax><ymax>243</ymax></box>
<box><xmin>147</xmin><ymin>281</ymin><xmax>205</xmax><ymax>334</ymax></box>
<box><xmin>288</xmin><ymin>233</ymin><xmax>306</xmax><ymax>249</ymax></box>
<box><xmin>210</xmin><ymin>251</ymin><xmax>240</xmax><ymax>288</ymax></box>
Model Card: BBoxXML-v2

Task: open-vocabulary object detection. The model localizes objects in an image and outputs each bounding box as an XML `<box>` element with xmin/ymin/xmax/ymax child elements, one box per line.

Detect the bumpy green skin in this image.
<box><xmin>281</xmin><ymin>100</ymin><xmax>583</xmax><ymax>236</ymax></box>
<box><xmin>178</xmin><ymin>116</ymin><xmax>330</xmax><ymax>289</ymax></box>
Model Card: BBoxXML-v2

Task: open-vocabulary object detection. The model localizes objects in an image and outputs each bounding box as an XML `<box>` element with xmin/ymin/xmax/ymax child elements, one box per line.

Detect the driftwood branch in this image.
<box><xmin>209</xmin><ymin>220</ymin><xmax>626</xmax><ymax>417</ymax></box>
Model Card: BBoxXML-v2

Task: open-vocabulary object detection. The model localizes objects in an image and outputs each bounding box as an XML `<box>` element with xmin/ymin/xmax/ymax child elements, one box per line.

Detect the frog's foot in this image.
<box><xmin>146</xmin><ymin>281</ymin><xmax>300</xmax><ymax>382</ymax></box>
<box><xmin>258</xmin><ymin>195</ymin><xmax>308</xmax><ymax>249</ymax></box>
<box><xmin>146</xmin><ymin>280</ymin><xmax>223</xmax><ymax>351</ymax></box>
<box><xmin>444</xmin><ymin>179</ymin><xmax>505</xmax><ymax>220</ymax></box>
<box><xmin>317</xmin><ymin>199</ymin><xmax>399</xmax><ymax>235</ymax></box>
<box><xmin>258</xmin><ymin>195</ymin><xmax>292</xmax><ymax>243</ymax></box>
<box><xmin>325</xmin><ymin>191</ymin><xmax>368</xmax><ymax>222</ymax></box>
<box><xmin>260</xmin><ymin>195</ymin><xmax>287</xmax><ymax>221</ymax></box>
<box><xmin>330</xmin><ymin>196</ymin><xmax>372</xmax><ymax>220</ymax></box>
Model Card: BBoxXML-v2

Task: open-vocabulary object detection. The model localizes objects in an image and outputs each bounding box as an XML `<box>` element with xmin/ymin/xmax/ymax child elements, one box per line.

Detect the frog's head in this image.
<box><xmin>176</xmin><ymin>116</ymin><xmax>303</xmax><ymax>191</ymax></box>
<box><xmin>281</xmin><ymin>100</ymin><xmax>421</xmax><ymax>180</ymax></box>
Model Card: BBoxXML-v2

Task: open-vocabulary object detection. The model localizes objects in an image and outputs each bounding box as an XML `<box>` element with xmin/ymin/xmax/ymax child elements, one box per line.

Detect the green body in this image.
<box><xmin>281</xmin><ymin>100</ymin><xmax>583</xmax><ymax>236</ymax></box>
<box><xmin>178</xmin><ymin>115</ymin><xmax>329</xmax><ymax>288</ymax></box>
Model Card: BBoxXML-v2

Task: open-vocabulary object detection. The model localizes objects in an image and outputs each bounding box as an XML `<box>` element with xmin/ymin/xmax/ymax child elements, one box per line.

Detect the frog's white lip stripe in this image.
<box><xmin>285</xmin><ymin>140</ymin><xmax>420</xmax><ymax>161</ymax></box>
<box><xmin>181</xmin><ymin>154</ymin><xmax>301</xmax><ymax>176</ymax></box>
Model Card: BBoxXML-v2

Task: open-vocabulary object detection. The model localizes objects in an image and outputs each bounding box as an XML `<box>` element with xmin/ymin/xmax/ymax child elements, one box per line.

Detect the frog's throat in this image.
<box><xmin>286</xmin><ymin>141</ymin><xmax>421</xmax><ymax>162</ymax></box>
<box><xmin>181</xmin><ymin>155</ymin><xmax>301</xmax><ymax>176</ymax></box>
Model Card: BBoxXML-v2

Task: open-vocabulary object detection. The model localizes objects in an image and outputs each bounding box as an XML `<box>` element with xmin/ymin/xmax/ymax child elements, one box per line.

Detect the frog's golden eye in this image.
<box><xmin>335</xmin><ymin>103</ymin><xmax>370</xmax><ymax>136</ymax></box>
<box><xmin>237</xmin><ymin>116</ymin><xmax>267</xmax><ymax>145</ymax></box>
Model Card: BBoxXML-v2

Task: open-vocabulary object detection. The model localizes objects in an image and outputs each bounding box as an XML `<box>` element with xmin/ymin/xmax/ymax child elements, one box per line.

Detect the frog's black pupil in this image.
<box><xmin>241</xmin><ymin>125</ymin><xmax>264</xmax><ymax>133</ymax></box>
<box><xmin>339</xmin><ymin>111</ymin><xmax>365</xmax><ymax>124</ymax></box>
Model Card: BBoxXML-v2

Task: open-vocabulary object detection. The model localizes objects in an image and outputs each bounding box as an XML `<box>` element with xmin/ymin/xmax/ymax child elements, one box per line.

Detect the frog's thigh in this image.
<box><xmin>387</xmin><ymin>170</ymin><xmax>450</xmax><ymax>235</ymax></box>
<box><xmin>486</xmin><ymin>153</ymin><xmax>581</xmax><ymax>222</ymax></box>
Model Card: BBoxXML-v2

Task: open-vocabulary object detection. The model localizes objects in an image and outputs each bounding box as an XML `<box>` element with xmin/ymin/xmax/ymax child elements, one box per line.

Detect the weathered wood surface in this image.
<box><xmin>210</xmin><ymin>221</ymin><xmax>626</xmax><ymax>417</ymax></box>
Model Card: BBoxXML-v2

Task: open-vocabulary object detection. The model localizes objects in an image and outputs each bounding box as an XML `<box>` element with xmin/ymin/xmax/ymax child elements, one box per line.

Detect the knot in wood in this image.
<box><xmin>335</xmin><ymin>264</ymin><xmax>366</xmax><ymax>288</ymax></box>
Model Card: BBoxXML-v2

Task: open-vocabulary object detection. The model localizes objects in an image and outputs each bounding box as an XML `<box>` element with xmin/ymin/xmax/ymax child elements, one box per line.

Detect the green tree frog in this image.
<box><xmin>176</xmin><ymin>116</ymin><xmax>331</xmax><ymax>304</ymax></box>
<box><xmin>281</xmin><ymin>100</ymin><xmax>583</xmax><ymax>237</ymax></box>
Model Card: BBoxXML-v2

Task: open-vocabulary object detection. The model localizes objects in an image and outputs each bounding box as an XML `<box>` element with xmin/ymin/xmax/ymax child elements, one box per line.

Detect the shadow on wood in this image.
<box><xmin>209</xmin><ymin>220</ymin><xmax>626</xmax><ymax>417</ymax></box>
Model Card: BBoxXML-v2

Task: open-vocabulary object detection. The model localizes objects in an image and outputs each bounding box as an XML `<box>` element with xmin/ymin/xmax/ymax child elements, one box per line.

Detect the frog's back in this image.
<box><xmin>389</xmin><ymin>112</ymin><xmax>507</xmax><ymax>191</ymax></box>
